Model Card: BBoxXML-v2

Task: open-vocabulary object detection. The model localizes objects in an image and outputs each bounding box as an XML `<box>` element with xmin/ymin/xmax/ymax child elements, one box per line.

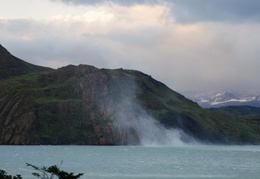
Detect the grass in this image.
<box><xmin>1</xmin><ymin>65</ymin><xmax>259</xmax><ymax>144</ymax></box>
<box><xmin>112</xmin><ymin>68</ymin><xmax>260</xmax><ymax>144</ymax></box>
<box><xmin>0</xmin><ymin>69</ymin><xmax>82</xmax><ymax>103</ymax></box>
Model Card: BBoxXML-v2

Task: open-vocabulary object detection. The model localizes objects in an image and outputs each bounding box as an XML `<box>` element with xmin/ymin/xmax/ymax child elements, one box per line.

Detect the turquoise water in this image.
<box><xmin>0</xmin><ymin>145</ymin><xmax>259</xmax><ymax>179</ymax></box>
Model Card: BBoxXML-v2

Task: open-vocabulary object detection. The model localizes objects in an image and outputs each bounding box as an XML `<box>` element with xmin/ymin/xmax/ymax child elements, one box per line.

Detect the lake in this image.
<box><xmin>0</xmin><ymin>145</ymin><xmax>259</xmax><ymax>179</ymax></box>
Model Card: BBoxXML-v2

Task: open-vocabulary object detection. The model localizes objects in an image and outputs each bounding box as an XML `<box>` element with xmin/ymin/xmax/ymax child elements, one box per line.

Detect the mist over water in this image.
<box><xmin>109</xmin><ymin>76</ymin><xmax>197</xmax><ymax>146</ymax></box>
<box><xmin>112</xmin><ymin>99</ymin><xmax>196</xmax><ymax>146</ymax></box>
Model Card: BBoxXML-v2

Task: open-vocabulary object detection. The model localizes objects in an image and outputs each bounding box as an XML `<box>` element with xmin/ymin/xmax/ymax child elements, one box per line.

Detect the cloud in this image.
<box><xmin>52</xmin><ymin>0</ymin><xmax>159</xmax><ymax>6</ymax></box>
<box><xmin>171</xmin><ymin>0</ymin><xmax>260</xmax><ymax>23</ymax></box>
<box><xmin>1</xmin><ymin>2</ymin><xmax>260</xmax><ymax>96</ymax></box>
<box><xmin>52</xmin><ymin>0</ymin><xmax>260</xmax><ymax>23</ymax></box>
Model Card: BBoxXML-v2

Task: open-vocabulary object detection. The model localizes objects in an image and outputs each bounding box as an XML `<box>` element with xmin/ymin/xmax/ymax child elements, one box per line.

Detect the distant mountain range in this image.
<box><xmin>0</xmin><ymin>44</ymin><xmax>259</xmax><ymax>145</ymax></box>
<box><xmin>192</xmin><ymin>91</ymin><xmax>260</xmax><ymax>108</ymax></box>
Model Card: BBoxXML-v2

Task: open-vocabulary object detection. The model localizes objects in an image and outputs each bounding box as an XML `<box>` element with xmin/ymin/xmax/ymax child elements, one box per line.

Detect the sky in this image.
<box><xmin>0</xmin><ymin>0</ymin><xmax>260</xmax><ymax>97</ymax></box>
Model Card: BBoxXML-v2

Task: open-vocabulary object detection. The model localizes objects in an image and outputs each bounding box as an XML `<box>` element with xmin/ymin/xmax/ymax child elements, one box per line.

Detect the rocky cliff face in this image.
<box><xmin>0</xmin><ymin>46</ymin><xmax>259</xmax><ymax>145</ymax></box>
<box><xmin>0</xmin><ymin>64</ymin><xmax>110</xmax><ymax>144</ymax></box>
<box><xmin>0</xmin><ymin>91</ymin><xmax>36</xmax><ymax>144</ymax></box>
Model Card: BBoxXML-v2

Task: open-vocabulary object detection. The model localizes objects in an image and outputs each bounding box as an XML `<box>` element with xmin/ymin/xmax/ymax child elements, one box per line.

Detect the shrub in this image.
<box><xmin>26</xmin><ymin>163</ymin><xmax>83</xmax><ymax>179</ymax></box>
<box><xmin>0</xmin><ymin>163</ymin><xmax>83</xmax><ymax>179</ymax></box>
<box><xmin>0</xmin><ymin>170</ymin><xmax>22</xmax><ymax>179</ymax></box>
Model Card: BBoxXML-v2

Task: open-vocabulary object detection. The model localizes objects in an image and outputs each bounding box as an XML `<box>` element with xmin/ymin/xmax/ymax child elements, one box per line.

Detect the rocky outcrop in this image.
<box><xmin>0</xmin><ymin>92</ymin><xmax>36</xmax><ymax>144</ymax></box>
<box><xmin>0</xmin><ymin>64</ymin><xmax>128</xmax><ymax>145</ymax></box>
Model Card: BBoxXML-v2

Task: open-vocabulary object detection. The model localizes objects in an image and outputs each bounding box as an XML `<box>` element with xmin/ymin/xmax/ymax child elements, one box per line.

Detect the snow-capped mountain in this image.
<box><xmin>192</xmin><ymin>91</ymin><xmax>260</xmax><ymax>108</ymax></box>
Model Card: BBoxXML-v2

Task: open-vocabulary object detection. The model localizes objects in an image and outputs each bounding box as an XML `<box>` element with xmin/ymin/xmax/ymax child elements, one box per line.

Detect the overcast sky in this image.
<box><xmin>0</xmin><ymin>0</ymin><xmax>260</xmax><ymax>96</ymax></box>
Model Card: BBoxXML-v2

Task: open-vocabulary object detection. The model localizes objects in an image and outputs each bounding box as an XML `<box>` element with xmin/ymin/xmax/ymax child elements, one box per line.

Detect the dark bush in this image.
<box><xmin>0</xmin><ymin>170</ymin><xmax>22</xmax><ymax>179</ymax></box>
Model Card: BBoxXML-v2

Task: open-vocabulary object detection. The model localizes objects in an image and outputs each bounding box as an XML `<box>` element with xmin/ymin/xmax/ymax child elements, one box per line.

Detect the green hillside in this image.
<box><xmin>210</xmin><ymin>106</ymin><xmax>260</xmax><ymax>115</ymax></box>
<box><xmin>0</xmin><ymin>45</ymin><xmax>259</xmax><ymax>145</ymax></box>
<box><xmin>0</xmin><ymin>44</ymin><xmax>51</xmax><ymax>80</ymax></box>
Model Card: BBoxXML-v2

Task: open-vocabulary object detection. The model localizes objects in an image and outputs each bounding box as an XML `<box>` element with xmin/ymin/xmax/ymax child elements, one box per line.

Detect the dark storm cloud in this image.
<box><xmin>172</xmin><ymin>0</ymin><xmax>260</xmax><ymax>23</ymax></box>
<box><xmin>53</xmin><ymin>0</ymin><xmax>260</xmax><ymax>23</ymax></box>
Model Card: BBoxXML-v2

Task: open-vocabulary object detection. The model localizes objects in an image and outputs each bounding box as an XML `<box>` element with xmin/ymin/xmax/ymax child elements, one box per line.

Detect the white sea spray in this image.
<box><xmin>108</xmin><ymin>75</ymin><xmax>197</xmax><ymax>146</ymax></box>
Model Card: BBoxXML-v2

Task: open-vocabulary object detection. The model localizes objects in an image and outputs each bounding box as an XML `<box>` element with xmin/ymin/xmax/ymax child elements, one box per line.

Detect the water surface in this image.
<box><xmin>1</xmin><ymin>145</ymin><xmax>259</xmax><ymax>178</ymax></box>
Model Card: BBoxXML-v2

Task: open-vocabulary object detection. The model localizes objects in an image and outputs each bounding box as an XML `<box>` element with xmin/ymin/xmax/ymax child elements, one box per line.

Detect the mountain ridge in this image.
<box><xmin>0</xmin><ymin>45</ymin><xmax>259</xmax><ymax>145</ymax></box>
<box><xmin>0</xmin><ymin>44</ymin><xmax>51</xmax><ymax>80</ymax></box>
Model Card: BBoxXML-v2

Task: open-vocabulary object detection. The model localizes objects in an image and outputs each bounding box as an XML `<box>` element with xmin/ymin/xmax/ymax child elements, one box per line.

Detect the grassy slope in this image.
<box><xmin>107</xmin><ymin>69</ymin><xmax>260</xmax><ymax>144</ymax></box>
<box><xmin>0</xmin><ymin>66</ymin><xmax>259</xmax><ymax>144</ymax></box>
<box><xmin>0</xmin><ymin>67</ymin><xmax>97</xmax><ymax>144</ymax></box>
<box><xmin>210</xmin><ymin>106</ymin><xmax>260</xmax><ymax>115</ymax></box>
<box><xmin>0</xmin><ymin>44</ymin><xmax>51</xmax><ymax>80</ymax></box>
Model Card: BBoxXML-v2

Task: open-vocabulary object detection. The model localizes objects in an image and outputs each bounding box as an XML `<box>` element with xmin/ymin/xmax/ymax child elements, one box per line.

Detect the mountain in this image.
<box><xmin>0</xmin><ymin>44</ymin><xmax>51</xmax><ymax>80</ymax></box>
<box><xmin>0</xmin><ymin>45</ymin><xmax>259</xmax><ymax>145</ymax></box>
<box><xmin>193</xmin><ymin>91</ymin><xmax>260</xmax><ymax>108</ymax></box>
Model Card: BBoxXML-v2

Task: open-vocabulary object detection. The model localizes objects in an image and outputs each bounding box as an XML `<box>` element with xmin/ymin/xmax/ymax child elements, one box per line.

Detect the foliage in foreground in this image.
<box><xmin>0</xmin><ymin>163</ymin><xmax>83</xmax><ymax>179</ymax></box>
<box><xmin>0</xmin><ymin>170</ymin><xmax>22</xmax><ymax>179</ymax></box>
